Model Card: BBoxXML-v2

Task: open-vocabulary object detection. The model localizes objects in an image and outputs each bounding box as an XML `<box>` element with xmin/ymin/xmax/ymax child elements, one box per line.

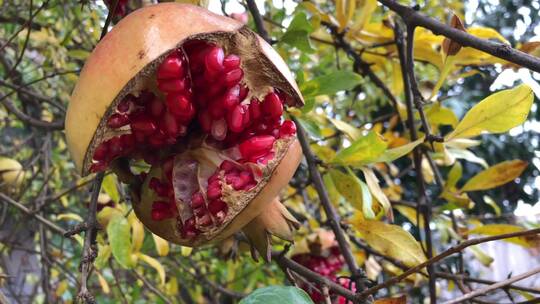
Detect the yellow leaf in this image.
<box><xmin>181</xmin><ymin>246</ymin><xmax>193</xmax><ymax>256</ymax></box>
<box><xmin>468</xmin><ymin>224</ymin><xmax>536</xmax><ymax>248</ymax></box>
<box><xmin>332</xmin><ymin>131</ymin><xmax>388</xmax><ymax>166</ymax></box>
<box><xmin>445</xmin><ymin>84</ymin><xmax>534</xmax><ymax>140</ymax></box>
<box><xmin>374</xmin><ymin>295</ymin><xmax>407</xmax><ymax>304</ymax></box>
<box><xmin>482</xmin><ymin>195</ymin><xmax>501</xmax><ymax>216</ymax></box>
<box><xmin>152</xmin><ymin>233</ymin><xmax>170</xmax><ymax>256</ymax></box>
<box><xmin>361</xmin><ymin>168</ymin><xmax>392</xmax><ymax>219</ymax></box>
<box><xmin>139</xmin><ymin>253</ymin><xmax>166</xmax><ymax>286</ymax></box>
<box><xmin>468</xmin><ymin>245</ymin><xmax>493</xmax><ymax>266</ymax></box>
<box><xmin>56</xmin><ymin>213</ymin><xmax>84</xmax><ymax>222</ymax></box>
<box><xmin>394</xmin><ymin>205</ymin><xmax>424</xmax><ymax>228</ymax></box>
<box><xmin>350</xmin><ymin>0</ymin><xmax>378</xmax><ymax>33</ymax></box>
<box><xmin>331</xmin><ymin>169</ymin><xmax>374</xmax><ymax>218</ymax></box>
<box><xmin>460</xmin><ymin>160</ymin><xmax>527</xmax><ymax>192</ymax></box>
<box><xmin>96</xmin><ymin>272</ymin><xmax>110</xmax><ymax>294</ymax></box>
<box><xmin>166</xmin><ymin>276</ymin><xmax>179</xmax><ymax>296</ymax></box>
<box><xmin>430</xmin><ymin>56</ymin><xmax>457</xmax><ymax>100</ymax></box>
<box><xmin>335</xmin><ymin>0</ymin><xmax>347</xmax><ymax>29</ymax></box>
<box><xmin>353</xmin><ymin>220</ymin><xmax>427</xmax><ymax>268</ymax></box>
<box><xmin>328</xmin><ymin>118</ymin><xmax>362</xmax><ymax>140</ymax></box>
<box><xmin>55</xmin><ymin>280</ymin><xmax>68</xmax><ymax>297</ymax></box>
<box><xmin>129</xmin><ymin>213</ymin><xmax>145</xmax><ymax>254</ymax></box>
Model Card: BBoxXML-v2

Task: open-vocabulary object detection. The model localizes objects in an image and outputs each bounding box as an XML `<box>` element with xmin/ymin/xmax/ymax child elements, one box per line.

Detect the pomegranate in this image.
<box><xmin>65</xmin><ymin>4</ymin><xmax>303</xmax><ymax>258</ymax></box>
<box><xmin>291</xmin><ymin>230</ymin><xmax>354</xmax><ymax>303</ymax></box>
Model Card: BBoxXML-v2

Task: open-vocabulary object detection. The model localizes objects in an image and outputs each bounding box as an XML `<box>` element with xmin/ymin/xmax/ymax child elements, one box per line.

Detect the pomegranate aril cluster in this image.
<box><xmin>292</xmin><ymin>247</ymin><xmax>354</xmax><ymax>303</ymax></box>
<box><xmin>148</xmin><ymin>159</ymin><xmax>256</xmax><ymax>238</ymax></box>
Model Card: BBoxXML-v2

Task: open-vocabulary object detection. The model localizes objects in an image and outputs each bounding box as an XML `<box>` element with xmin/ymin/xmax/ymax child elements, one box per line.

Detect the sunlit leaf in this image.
<box><xmin>281</xmin><ymin>12</ymin><xmax>315</xmax><ymax>53</ymax></box>
<box><xmin>102</xmin><ymin>174</ymin><xmax>120</xmax><ymax>203</ymax></box>
<box><xmin>96</xmin><ymin>272</ymin><xmax>110</xmax><ymax>294</ymax></box>
<box><xmin>446</xmin><ymin>84</ymin><xmax>534</xmax><ymax>140</ymax></box>
<box><xmin>461</xmin><ymin>160</ymin><xmax>527</xmax><ymax>192</ymax></box>
<box><xmin>482</xmin><ymin>195</ymin><xmax>501</xmax><ymax>216</ymax></box>
<box><xmin>468</xmin><ymin>245</ymin><xmax>493</xmax><ymax>266</ymax></box>
<box><xmin>328</xmin><ymin>118</ymin><xmax>362</xmax><ymax>140</ymax></box>
<box><xmin>468</xmin><ymin>224</ymin><xmax>536</xmax><ymax>247</ymax></box>
<box><xmin>333</xmin><ymin>131</ymin><xmax>387</xmax><ymax>166</ymax></box>
<box><xmin>446</xmin><ymin>161</ymin><xmax>462</xmax><ymax>189</ymax></box>
<box><xmin>353</xmin><ymin>220</ymin><xmax>427</xmax><ymax>268</ymax></box>
<box><xmin>372</xmin><ymin>137</ymin><xmax>424</xmax><ymax>163</ymax></box>
<box><xmin>239</xmin><ymin>286</ymin><xmax>313</xmax><ymax>304</ymax></box>
<box><xmin>394</xmin><ymin>205</ymin><xmax>424</xmax><ymax>228</ymax></box>
<box><xmin>129</xmin><ymin>212</ymin><xmax>145</xmax><ymax>254</ymax></box>
<box><xmin>153</xmin><ymin>233</ymin><xmax>170</xmax><ymax>256</ymax></box>
<box><xmin>302</xmin><ymin>71</ymin><xmax>362</xmax><ymax>97</ymax></box>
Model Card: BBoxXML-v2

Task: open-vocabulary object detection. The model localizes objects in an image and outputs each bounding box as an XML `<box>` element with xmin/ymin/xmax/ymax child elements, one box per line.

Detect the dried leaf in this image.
<box><xmin>442</xmin><ymin>14</ymin><xmax>466</xmax><ymax>56</ymax></box>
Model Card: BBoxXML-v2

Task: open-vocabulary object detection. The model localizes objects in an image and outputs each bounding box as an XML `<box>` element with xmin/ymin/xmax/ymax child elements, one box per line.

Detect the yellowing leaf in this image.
<box><xmin>482</xmin><ymin>195</ymin><xmax>501</xmax><ymax>216</ymax></box>
<box><xmin>129</xmin><ymin>213</ymin><xmax>145</xmax><ymax>254</ymax></box>
<box><xmin>139</xmin><ymin>253</ymin><xmax>166</xmax><ymax>286</ymax></box>
<box><xmin>468</xmin><ymin>245</ymin><xmax>493</xmax><ymax>266</ymax></box>
<box><xmin>354</xmin><ymin>220</ymin><xmax>427</xmax><ymax>268</ymax></box>
<box><xmin>330</xmin><ymin>169</ymin><xmax>374</xmax><ymax>218</ymax></box>
<box><xmin>107</xmin><ymin>214</ymin><xmax>134</xmax><ymax>268</ymax></box>
<box><xmin>102</xmin><ymin>174</ymin><xmax>120</xmax><ymax>203</ymax></box>
<box><xmin>446</xmin><ymin>84</ymin><xmax>534</xmax><ymax>140</ymax></box>
<box><xmin>394</xmin><ymin>205</ymin><xmax>424</xmax><ymax>228</ymax></box>
<box><xmin>329</xmin><ymin>118</ymin><xmax>362</xmax><ymax>140</ymax></box>
<box><xmin>446</xmin><ymin>161</ymin><xmax>462</xmax><ymax>189</ymax></box>
<box><xmin>350</xmin><ymin>0</ymin><xmax>377</xmax><ymax>33</ymax></box>
<box><xmin>166</xmin><ymin>276</ymin><xmax>179</xmax><ymax>296</ymax></box>
<box><xmin>96</xmin><ymin>272</ymin><xmax>110</xmax><ymax>294</ymax></box>
<box><xmin>373</xmin><ymin>137</ymin><xmax>424</xmax><ymax>163</ymax></box>
<box><xmin>361</xmin><ymin>168</ymin><xmax>392</xmax><ymax>219</ymax></box>
<box><xmin>152</xmin><ymin>233</ymin><xmax>170</xmax><ymax>256</ymax></box>
<box><xmin>468</xmin><ymin>224</ymin><xmax>535</xmax><ymax>248</ymax></box>
<box><xmin>374</xmin><ymin>295</ymin><xmax>407</xmax><ymax>304</ymax></box>
<box><xmin>56</xmin><ymin>213</ymin><xmax>83</xmax><ymax>222</ymax></box>
<box><xmin>461</xmin><ymin>160</ymin><xmax>527</xmax><ymax>192</ymax></box>
<box><xmin>333</xmin><ymin>131</ymin><xmax>388</xmax><ymax>166</ymax></box>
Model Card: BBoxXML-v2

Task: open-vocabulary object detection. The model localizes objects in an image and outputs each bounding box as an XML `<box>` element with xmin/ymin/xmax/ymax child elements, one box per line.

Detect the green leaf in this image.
<box><xmin>239</xmin><ymin>286</ymin><xmax>313</xmax><ymax>304</ymax></box>
<box><xmin>333</xmin><ymin>131</ymin><xmax>387</xmax><ymax>166</ymax></box>
<box><xmin>107</xmin><ymin>214</ymin><xmax>133</xmax><ymax>268</ymax></box>
<box><xmin>281</xmin><ymin>12</ymin><xmax>315</xmax><ymax>53</ymax></box>
<box><xmin>446</xmin><ymin>84</ymin><xmax>534</xmax><ymax>140</ymax></box>
<box><xmin>302</xmin><ymin>71</ymin><xmax>362</xmax><ymax>97</ymax></box>
<box><xmin>330</xmin><ymin>169</ymin><xmax>374</xmax><ymax>218</ymax></box>
<box><xmin>361</xmin><ymin>167</ymin><xmax>391</xmax><ymax>217</ymax></box>
<box><xmin>296</xmin><ymin>116</ymin><xmax>322</xmax><ymax>139</ymax></box>
<box><xmin>373</xmin><ymin>137</ymin><xmax>424</xmax><ymax>163</ymax></box>
<box><xmin>460</xmin><ymin>160</ymin><xmax>528</xmax><ymax>192</ymax></box>
<box><xmin>102</xmin><ymin>174</ymin><xmax>120</xmax><ymax>203</ymax></box>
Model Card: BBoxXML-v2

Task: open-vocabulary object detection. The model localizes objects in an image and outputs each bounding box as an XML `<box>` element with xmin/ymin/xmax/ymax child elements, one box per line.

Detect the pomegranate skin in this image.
<box><xmin>65</xmin><ymin>3</ymin><xmax>303</xmax><ymax>176</ymax></box>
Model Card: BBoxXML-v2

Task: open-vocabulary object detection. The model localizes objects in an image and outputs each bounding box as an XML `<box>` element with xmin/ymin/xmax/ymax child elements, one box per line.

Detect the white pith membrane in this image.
<box><xmin>88</xmin><ymin>38</ymin><xmax>300</xmax><ymax>255</ymax></box>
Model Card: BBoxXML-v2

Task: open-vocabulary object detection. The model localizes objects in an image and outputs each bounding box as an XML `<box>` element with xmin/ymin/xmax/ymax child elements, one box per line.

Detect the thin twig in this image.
<box><xmin>245</xmin><ymin>0</ymin><xmax>271</xmax><ymax>43</ymax></box>
<box><xmin>443</xmin><ymin>267</ymin><xmax>540</xmax><ymax>304</ymax></box>
<box><xmin>131</xmin><ymin>270</ymin><xmax>173</xmax><ymax>304</ymax></box>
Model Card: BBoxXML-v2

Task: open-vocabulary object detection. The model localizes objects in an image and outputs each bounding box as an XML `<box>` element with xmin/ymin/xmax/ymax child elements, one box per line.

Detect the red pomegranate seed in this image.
<box><xmin>131</xmin><ymin>116</ymin><xmax>157</xmax><ymax>134</ymax></box>
<box><xmin>166</xmin><ymin>93</ymin><xmax>191</xmax><ymax>117</ymax></box>
<box><xmin>90</xmin><ymin>161</ymin><xmax>108</xmax><ymax>172</ymax></box>
<box><xmin>227</xmin><ymin>104</ymin><xmax>245</xmax><ymax>133</ymax></box>
<box><xmin>205</xmin><ymin>46</ymin><xmax>225</xmax><ymax>73</ymax></box>
<box><xmin>208</xmin><ymin>200</ymin><xmax>227</xmax><ymax>215</ymax></box>
<box><xmin>193</xmin><ymin>207</ymin><xmax>206</xmax><ymax>217</ymax></box>
<box><xmin>223</xmin><ymin>54</ymin><xmax>241</xmax><ymax>70</ymax></box>
<box><xmin>135</xmin><ymin>91</ymin><xmax>154</xmax><ymax>105</ymax></box>
<box><xmin>211</xmin><ymin>118</ymin><xmax>227</xmax><ymax>141</ymax></box>
<box><xmin>239</xmin><ymin>86</ymin><xmax>249</xmax><ymax>101</ymax></box>
<box><xmin>190</xmin><ymin>192</ymin><xmax>205</xmax><ymax>209</ymax></box>
<box><xmin>198</xmin><ymin>214</ymin><xmax>212</xmax><ymax>226</ymax></box>
<box><xmin>231</xmin><ymin>176</ymin><xmax>247</xmax><ymax>190</ymax></box>
<box><xmin>262</xmin><ymin>92</ymin><xmax>284</xmax><ymax>118</ymax></box>
<box><xmin>207</xmin><ymin>184</ymin><xmax>222</xmax><ymax>200</ymax></box>
<box><xmin>208</xmin><ymin>173</ymin><xmax>220</xmax><ymax>184</ymax></box>
<box><xmin>158</xmin><ymin>78</ymin><xmax>186</xmax><ymax>93</ymax></box>
<box><xmin>163</xmin><ymin>112</ymin><xmax>179</xmax><ymax>137</ymax></box>
<box><xmin>239</xmin><ymin>171</ymin><xmax>253</xmax><ymax>184</ymax></box>
<box><xmin>151</xmin><ymin>201</ymin><xmax>175</xmax><ymax>221</ymax></box>
<box><xmin>117</xmin><ymin>98</ymin><xmax>131</xmax><ymax>113</ymax></box>
<box><xmin>223</xmin><ymin>85</ymin><xmax>240</xmax><ymax>110</ymax></box>
<box><xmin>120</xmin><ymin>134</ymin><xmax>135</xmax><ymax>151</ymax></box>
<box><xmin>241</xmin><ymin>104</ymin><xmax>251</xmax><ymax>127</ymax></box>
<box><xmin>238</xmin><ymin>135</ymin><xmax>275</xmax><ymax>159</ymax></box>
<box><xmin>249</xmin><ymin>99</ymin><xmax>262</xmax><ymax>121</ymax></box>
<box><xmin>150</xmin><ymin>98</ymin><xmax>165</xmax><ymax>117</ymax></box>
<box><xmin>93</xmin><ymin>143</ymin><xmax>109</xmax><ymax>161</ymax></box>
<box><xmin>209</xmin><ymin>99</ymin><xmax>225</xmax><ymax>119</ymax></box>
<box><xmin>107</xmin><ymin>113</ymin><xmax>130</xmax><ymax>128</ymax></box>
<box><xmin>108</xmin><ymin>137</ymin><xmax>123</xmax><ymax>156</ymax></box>
<box><xmin>198</xmin><ymin>111</ymin><xmax>212</xmax><ymax>132</ymax></box>
<box><xmin>220</xmin><ymin>160</ymin><xmax>236</xmax><ymax>173</ymax></box>
<box><xmin>254</xmin><ymin>151</ymin><xmax>275</xmax><ymax>164</ymax></box>
<box><xmin>279</xmin><ymin>120</ymin><xmax>296</xmax><ymax>137</ymax></box>
<box><xmin>157</xmin><ymin>54</ymin><xmax>184</xmax><ymax>79</ymax></box>
<box><xmin>224</xmin><ymin>69</ymin><xmax>244</xmax><ymax>87</ymax></box>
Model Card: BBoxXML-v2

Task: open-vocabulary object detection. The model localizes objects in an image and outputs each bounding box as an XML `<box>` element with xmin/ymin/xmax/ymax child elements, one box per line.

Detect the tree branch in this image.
<box><xmin>377</xmin><ymin>0</ymin><xmax>540</xmax><ymax>73</ymax></box>
<box><xmin>443</xmin><ymin>267</ymin><xmax>540</xmax><ymax>304</ymax></box>
<box><xmin>245</xmin><ymin>0</ymin><xmax>271</xmax><ymax>43</ymax></box>
<box><xmin>356</xmin><ymin>228</ymin><xmax>540</xmax><ymax>299</ymax></box>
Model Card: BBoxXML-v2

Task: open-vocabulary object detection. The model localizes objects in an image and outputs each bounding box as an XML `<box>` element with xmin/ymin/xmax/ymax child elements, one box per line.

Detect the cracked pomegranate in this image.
<box><xmin>65</xmin><ymin>4</ymin><xmax>303</xmax><ymax>257</ymax></box>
